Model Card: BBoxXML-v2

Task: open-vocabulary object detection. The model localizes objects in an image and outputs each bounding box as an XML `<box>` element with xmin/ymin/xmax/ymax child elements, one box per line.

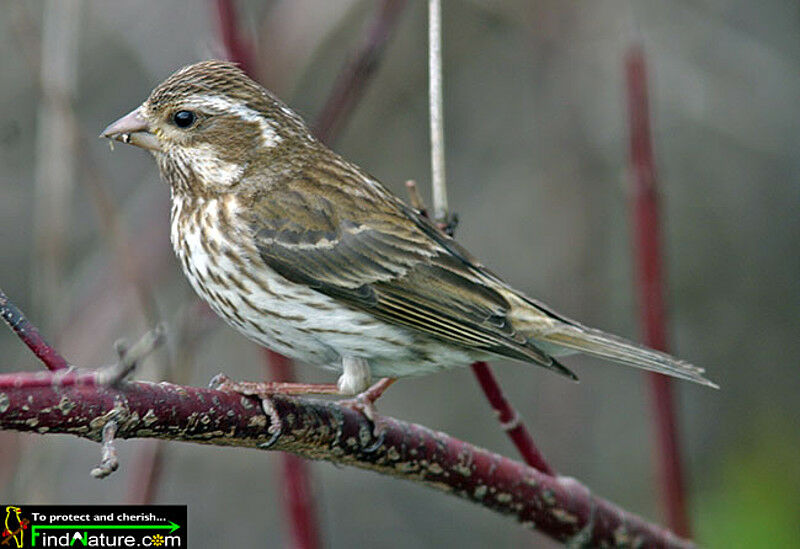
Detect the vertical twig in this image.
<box><xmin>214</xmin><ymin>0</ymin><xmax>255</xmax><ymax>75</ymax></box>
<box><xmin>428</xmin><ymin>0</ymin><xmax>448</xmax><ymax>221</ymax></box>
<box><xmin>313</xmin><ymin>0</ymin><xmax>408</xmax><ymax>145</ymax></box>
<box><xmin>625</xmin><ymin>42</ymin><xmax>691</xmax><ymax>537</ymax></box>
<box><xmin>125</xmin><ymin>440</ymin><xmax>166</xmax><ymax>504</ymax></box>
<box><xmin>32</xmin><ymin>0</ymin><xmax>82</xmax><ymax>322</ymax></box>
<box><xmin>266</xmin><ymin>351</ymin><xmax>321</xmax><ymax>549</ymax></box>
<box><xmin>426</xmin><ymin>0</ymin><xmax>553</xmax><ymax>475</ymax></box>
<box><xmin>213</xmin><ymin>2</ymin><xmax>321</xmax><ymax>547</ymax></box>
<box><xmin>78</xmin><ymin>147</ymin><xmax>164</xmax><ymax>333</ymax></box>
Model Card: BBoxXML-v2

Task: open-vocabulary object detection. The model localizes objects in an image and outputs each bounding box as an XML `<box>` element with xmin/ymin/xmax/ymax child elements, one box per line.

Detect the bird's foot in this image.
<box><xmin>339</xmin><ymin>377</ymin><xmax>396</xmax><ymax>438</ymax></box>
<box><xmin>209</xmin><ymin>373</ymin><xmax>340</xmax><ymax>398</ymax></box>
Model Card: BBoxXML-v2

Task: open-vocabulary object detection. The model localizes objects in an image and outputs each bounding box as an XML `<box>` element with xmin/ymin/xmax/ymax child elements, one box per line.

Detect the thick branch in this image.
<box><xmin>0</xmin><ymin>374</ymin><xmax>692</xmax><ymax>548</ymax></box>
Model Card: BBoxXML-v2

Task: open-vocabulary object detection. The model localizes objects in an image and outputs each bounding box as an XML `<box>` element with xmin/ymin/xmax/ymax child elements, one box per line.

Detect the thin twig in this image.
<box><xmin>428</xmin><ymin>0</ymin><xmax>448</xmax><ymax>222</ymax></box>
<box><xmin>470</xmin><ymin>362</ymin><xmax>555</xmax><ymax>475</ymax></box>
<box><xmin>405</xmin><ymin>180</ymin><xmax>427</xmax><ymax>213</ymax></box>
<box><xmin>90</xmin><ymin>419</ymin><xmax>120</xmax><ymax>479</ymax></box>
<box><xmin>0</xmin><ymin>374</ymin><xmax>693</xmax><ymax>548</ymax></box>
<box><xmin>102</xmin><ymin>324</ymin><xmax>166</xmax><ymax>386</ymax></box>
<box><xmin>0</xmin><ymin>326</ymin><xmax>164</xmax><ymax>393</ymax></box>
<box><xmin>0</xmin><ymin>287</ymin><xmax>69</xmax><ymax>371</ymax></box>
<box><xmin>313</xmin><ymin>0</ymin><xmax>409</xmax><ymax>145</ymax></box>
<box><xmin>32</xmin><ymin>0</ymin><xmax>81</xmax><ymax>321</ymax></box>
<box><xmin>423</xmin><ymin>6</ymin><xmax>553</xmax><ymax>475</ymax></box>
<box><xmin>625</xmin><ymin>42</ymin><xmax>691</xmax><ymax>536</ymax></box>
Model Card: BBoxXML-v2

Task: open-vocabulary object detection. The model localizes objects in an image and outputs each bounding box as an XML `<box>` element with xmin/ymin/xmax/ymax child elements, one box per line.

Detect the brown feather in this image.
<box><xmin>104</xmin><ymin>60</ymin><xmax>715</xmax><ymax>387</ymax></box>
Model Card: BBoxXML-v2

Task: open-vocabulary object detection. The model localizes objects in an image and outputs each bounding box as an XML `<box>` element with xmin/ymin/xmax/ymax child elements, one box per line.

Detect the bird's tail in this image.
<box><xmin>537</xmin><ymin>323</ymin><xmax>718</xmax><ymax>388</ymax></box>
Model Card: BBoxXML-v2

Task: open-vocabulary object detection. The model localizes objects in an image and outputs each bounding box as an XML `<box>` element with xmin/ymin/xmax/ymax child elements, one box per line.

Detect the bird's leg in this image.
<box><xmin>209</xmin><ymin>356</ymin><xmax>375</xmax><ymax>398</ymax></box>
<box><xmin>336</xmin><ymin>356</ymin><xmax>372</xmax><ymax>395</ymax></box>
<box><xmin>339</xmin><ymin>366</ymin><xmax>397</xmax><ymax>438</ymax></box>
<box><xmin>337</xmin><ymin>356</ymin><xmax>396</xmax><ymax>435</ymax></box>
<box><xmin>210</xmin><ymin>357</ymin><xmax>397</xmax><ymax>429</ymax></box>
<box><xmin>343</xmin><ymin>377</ymin><xmax>397</xmax><ymax>415</ymax></box>
<box><xmin>210</xmin><ymin>374</ymin><xmax>340</xmax><ymax>397</ymax></box>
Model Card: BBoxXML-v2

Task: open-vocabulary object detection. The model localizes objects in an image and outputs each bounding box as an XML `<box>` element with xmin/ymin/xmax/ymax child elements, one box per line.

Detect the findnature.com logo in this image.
<box><xmin>0</xmin><ymin>505</ymin><xmax>186</xmax><ymax>548</ymax></box>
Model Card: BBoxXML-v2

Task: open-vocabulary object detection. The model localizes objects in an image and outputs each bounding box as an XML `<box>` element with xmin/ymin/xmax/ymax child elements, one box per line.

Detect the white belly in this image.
<box><xmin>170</xmin><ymin>195</ymin><xmax>477</xmax><ymax>378</ymax></box>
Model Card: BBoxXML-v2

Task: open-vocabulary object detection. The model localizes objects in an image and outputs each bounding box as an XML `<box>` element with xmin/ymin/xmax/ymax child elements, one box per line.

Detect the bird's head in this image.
<box><xmin>102</xmin><ymin>60</ymin><xmax>314</xmax><ymax>195</ymax></box>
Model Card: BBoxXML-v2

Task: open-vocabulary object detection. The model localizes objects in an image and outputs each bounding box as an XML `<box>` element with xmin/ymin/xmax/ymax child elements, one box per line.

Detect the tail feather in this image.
<box><xmin>540</xmin><ymin>324</ymin><xmax>718</xmax><ymax>389</ymax></box>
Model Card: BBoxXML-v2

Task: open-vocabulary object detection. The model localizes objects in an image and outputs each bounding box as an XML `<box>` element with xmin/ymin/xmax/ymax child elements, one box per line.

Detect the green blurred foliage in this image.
<box><xmin>696</xmin><ymin>417</ymin><xmax>800</xmax><ymax>548</ymax></box>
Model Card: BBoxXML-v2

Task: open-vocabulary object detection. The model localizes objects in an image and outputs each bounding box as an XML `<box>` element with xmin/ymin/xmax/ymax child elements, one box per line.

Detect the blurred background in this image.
<box><xmin>1</xmin><ymin>1</ymin><xmax>798</xmax><ymax>547</ymax></box>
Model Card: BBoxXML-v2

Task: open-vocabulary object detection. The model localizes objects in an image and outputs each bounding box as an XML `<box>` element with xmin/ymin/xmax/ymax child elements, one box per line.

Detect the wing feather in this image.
<box><xmin>246</xmin><ymin>179</ymin><xmax>575</xmax><ymax>379</ymax></box>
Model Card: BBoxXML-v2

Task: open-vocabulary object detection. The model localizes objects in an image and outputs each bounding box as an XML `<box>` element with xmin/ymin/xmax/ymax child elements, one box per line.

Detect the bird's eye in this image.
<box><xmin>172</xmin><ymin>110</ymin><xmax>196</xmax><ymax>128</ymax></box>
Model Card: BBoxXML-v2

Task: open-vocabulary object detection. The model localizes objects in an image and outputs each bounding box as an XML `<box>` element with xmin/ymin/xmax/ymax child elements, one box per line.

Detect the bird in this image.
<box><xmin>3</xmin><ymin>506</ymin><xmax>26</xmax><ymax>548</ymax></box>
<box><xmin>101</xmin><ymin>60</ymin><xmax>716</xmax><ymax>404</ymax></box>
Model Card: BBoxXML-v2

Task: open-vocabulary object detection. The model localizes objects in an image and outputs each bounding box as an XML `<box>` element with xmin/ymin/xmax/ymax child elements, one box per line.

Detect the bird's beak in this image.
<box><xmin>101</xmin><ymin>107</ymin><xmax>161</xmax><ymax>152</ymax></box>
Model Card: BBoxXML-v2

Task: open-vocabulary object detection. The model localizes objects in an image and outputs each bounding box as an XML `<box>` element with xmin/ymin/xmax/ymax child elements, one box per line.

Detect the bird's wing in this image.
<box><xmin>245</xmin><ymin>180</ymin><xmax>576</xmax><ymax>379</ymax></box>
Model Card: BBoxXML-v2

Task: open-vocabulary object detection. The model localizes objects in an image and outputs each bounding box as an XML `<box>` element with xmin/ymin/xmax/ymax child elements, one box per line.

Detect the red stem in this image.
<box><xmin>0</xmin><ymin>287</ymin><xmax>69</xmax><ymax>371</ymax></box>
<box><xmin>125</xmin><ymin>440</ymin><xmax>166</xmax><ymax>504</ymax></box>
<box><xmin>280</xmin><ymin>448</ymin><xmax>321</xmax><ymax>549</ymax></box>
<box><xmin>214</xmin><ymin>0</ymin><xmax>554</xmax><ymax>531</ymax></box>
<box><xmin>0</xmin><ymin>291</ymin><xmax>692</xmax><ymax>544</ymax></box>
<box><xmin>313</xmin><ymin>0</ymin><xmax>409</xmax><ymax>145</ymax></box>
<box><xmin>470</xmin><ymin>362</ymin><xmax>554</xmax><ymax>475</ymax></box>
<box><xmin>213</xmin><ymin>3</ymin><xmax>321</xmax><ymax>546</ymax></box>
<box><xmin>625</xmin><ymin>43</ymin><xmax>691</xmax><ymax>537</ymax></box>
<box><xmin>265</xmin><ymin>351</ymin><xmax>321</xmax><ymax>549</ymax></box>
<box><xmin>214</xmin><ymin>0</ymin><xmax>255</xmax><ymax>75</ymax></box>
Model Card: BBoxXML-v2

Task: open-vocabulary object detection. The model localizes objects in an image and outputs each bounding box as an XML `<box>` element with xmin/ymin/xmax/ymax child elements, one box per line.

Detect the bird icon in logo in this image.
<box><xmin>2</xmin><ymin>506</ymin><xmax>28</xmax><ymax>548</ymax></box>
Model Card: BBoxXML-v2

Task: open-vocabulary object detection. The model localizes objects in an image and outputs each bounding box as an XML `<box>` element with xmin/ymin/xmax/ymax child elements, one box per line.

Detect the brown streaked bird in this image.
<box><xmin>102</xmin><ymin>60</ymin><xmax>716</xmax><ymax>402</ymax></box>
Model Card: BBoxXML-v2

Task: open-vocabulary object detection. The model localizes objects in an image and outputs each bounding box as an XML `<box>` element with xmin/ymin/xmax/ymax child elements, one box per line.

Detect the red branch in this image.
<box><xmin>314</xmin><ymin>0</ymin><xmax>409</xmax><ymax>145</ymax></box>
<box><xmin>214</xmin><ymin>0</ymin><xmax>256</xmax><ymax>75</ymax></box>
<box><xmin>213</xmin><ymin>2</ymin><xmax>322</xmax><ymax>546</ymax></box>
<box><xmin>0</xmin><ymin>287</ymin><xmax>68</xmax><ymax>371</ymax></box>
<box><xmin>265</xmin><ymin>350</ymin><xmax>320</xmax><ymax>549</ymax></box>
<box><xmin>625</xmin><ymin>43</ymin><xmax>691</xmax><ymax>537</ymax></box>
<box><xmin>215</xmin><ymin>2</ymin><xmax>409</xmax><ymax>545</ymax></box>
<box><xmin>470</xmin><ymin>362</ymin><xmax>554</xmax><ymax>475</ymax></box>
<box><xmin>125</xmin><ymin>440</ymin><xmax>165</xmax><ymax>504</ymax></box>
<box><xmin>410</xmin><ymin>191</ymin><xmax>554</xmax><ymax>472</ymax></box>
<box><xmin>0</xmin><ymin>371</ymin><xmax>693</xmax><ymax>548</ymax></box>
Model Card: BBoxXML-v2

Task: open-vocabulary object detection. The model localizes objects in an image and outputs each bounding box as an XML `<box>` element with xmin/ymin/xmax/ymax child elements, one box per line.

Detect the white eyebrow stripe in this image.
<box><xmin>183</xmin><ymin>94</ymin><xmax>283</xmax><ymax>148</ymax></box>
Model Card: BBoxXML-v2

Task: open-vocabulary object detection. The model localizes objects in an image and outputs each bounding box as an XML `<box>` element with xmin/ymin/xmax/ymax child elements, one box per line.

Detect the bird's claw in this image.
<box><xmin>209</xmin><ymin>373</ymin><xmax>233</xmax><ymax>391</ymax></box>
<box><xmin>439</xmin><ymin>212</ymin><xmax>459</xmax><ymax>236</ymax></box>
<box><xmin>340</xmin><ymin>393</ymin><xmax>389</xmax><ymax>441</ymax></box>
